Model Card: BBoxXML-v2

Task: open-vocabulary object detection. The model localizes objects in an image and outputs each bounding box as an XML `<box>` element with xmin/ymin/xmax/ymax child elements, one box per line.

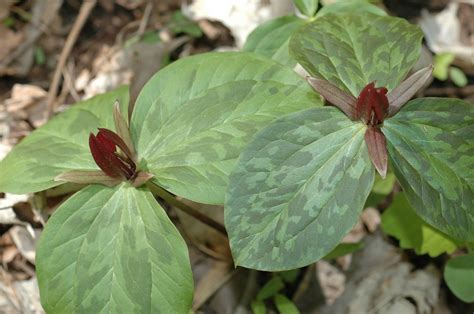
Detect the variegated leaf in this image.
<box><xmin>383</xmin><ymin>98</ymin><xmax>474</xmax><ymax>241</ymax></box>
<box><xmin>131</xmin><ymin>52</ymin><xmax>320</xmax><ymax>205</ymax></box>
<box><xmin>36</xmin><ymin>184</ymin><xmax>193</xmax><ymax>313</ymax></box>
<box><xmin>243</xmin><ymin>15</ymin><xmax>305</xmax><ymax>67</ymax></box>
<box><xmin>289</xmin><ymin>13</ymin><xmax>423</xmax><ymax>96</ymax></box>
<box><xmin>225</xmin><ymin>107</ymin><xmax>374</xmax><ymax>270</ymax></box>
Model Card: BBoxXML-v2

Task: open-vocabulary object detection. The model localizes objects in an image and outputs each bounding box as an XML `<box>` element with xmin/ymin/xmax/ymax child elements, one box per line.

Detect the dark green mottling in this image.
<box><xmin>289</xmin><ymin>13</ymin><xmax>423</xmax><ymax>96</ymax></box>
<box><xmin>131</xmin><ymin>52</ymin><xmax>322</xmax><ymax>205</ymax></box>
<box><xmin>36</xmin><ymin>184</ymin><xmax>194</xmax><ymax>313</ymax></box>
<box><xmin>243</xmin><ymin>15</ymin><xmax>305</xmax><ymax>67</ymax></box>
<box><xmin>384</xmin><ymin>98</ymin><xmax>474</xmax><ymax>241</ymax></box>
<box><xmin>225</xmin><ymin>107</ymin><xmax>375</xmax><ymax>270</ymax></box>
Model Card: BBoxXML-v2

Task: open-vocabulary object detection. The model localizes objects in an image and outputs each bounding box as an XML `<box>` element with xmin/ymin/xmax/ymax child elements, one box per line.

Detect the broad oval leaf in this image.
<box><xmin>243</xmin><ymin>15</ymin><xmax>305</xmax><ymax>67</ymax></box>
<box><xmin>225</xmin><ymin>107</ymin><xmax>374</xmax><ymax>270</ymax></box>
<box><xmin>36</xmin><ymin>184</ymin><xmax>193</xmax><ymax>313</ymax></box>
<box><xmin>289</xmin><ymin>13</ymin><xmax>423</xmax><ymax>96</ymax></box>
<box><xmin>384</xmin><ymin>98</ymin><xmax>474</xmax><ymax>241</ymax></box>
<box><xmin>444</xmin><ymin>253</ymin><xmax>474</xmax><ymax>303</ymax></box>
<box><xmin>0</xmin><ymin>88</ymin><xmax>129</xmax><ymax>194</ymax></box>
<box><xmin>131</xmin><ymin>52</ymin><xmax>320</xmax><ymax>205</ymax></box>
<box><xmin>381</xmin><ymin>193</ymin><xmax>459</xmax><ymax>257</ymax></box>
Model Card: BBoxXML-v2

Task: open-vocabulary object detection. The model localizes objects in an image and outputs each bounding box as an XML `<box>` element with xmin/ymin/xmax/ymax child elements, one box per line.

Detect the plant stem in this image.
<box><xmin>147</xmin><ymin>182</ymin><xmax>228</xmax><ymax>237</ymax></box>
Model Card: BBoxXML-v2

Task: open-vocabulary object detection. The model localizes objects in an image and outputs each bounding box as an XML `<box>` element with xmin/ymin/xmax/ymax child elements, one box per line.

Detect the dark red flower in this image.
<box><xmin>89</xmin><ymin>128</ymin><xmax>137</xmax><ymax>180</ymax></box>
<box><xmin>355</xmin><ymin>82</ymin><xmax>389</xmax><ymax>126</ymax></box>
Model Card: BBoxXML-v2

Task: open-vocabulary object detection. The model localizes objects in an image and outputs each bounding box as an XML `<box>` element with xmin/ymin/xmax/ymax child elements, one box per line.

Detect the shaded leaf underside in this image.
<box><xmin>225</xmin><ymin>107</ymin><xmax>374</xmax><ymax>270</ymax></box>
<box><xmin>36</xmin><ymin>184</ymin><xmax>193</xmax><ymax>313</ymax></box>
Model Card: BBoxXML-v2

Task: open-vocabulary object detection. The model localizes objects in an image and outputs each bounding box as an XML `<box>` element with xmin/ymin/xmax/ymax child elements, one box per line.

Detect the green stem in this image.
<box><xmin>147</xmin><ymin>182</ymin><xmax>228</xmax><ymax>237</ymax></box>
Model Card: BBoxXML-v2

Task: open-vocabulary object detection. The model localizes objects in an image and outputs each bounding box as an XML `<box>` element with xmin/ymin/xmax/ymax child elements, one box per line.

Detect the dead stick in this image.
<box><xmin>46</xmin><ymin>0</ymin><xmax>97</xmax><ymax>118</ymax></box>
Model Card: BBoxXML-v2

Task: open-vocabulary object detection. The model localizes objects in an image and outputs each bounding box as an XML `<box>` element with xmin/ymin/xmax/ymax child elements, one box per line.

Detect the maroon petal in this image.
<box><xmin>89</xmin><ymin>133</ymin><xmax>124</xmax><ymax>179</ymax></box>
<box><xmin>356</xmin><ymin>82</ymin><xmax>390</xmax><ymax>126</ymax></box>
<box><xmin>97</xmin><ymin>128</ymin><xmax>134</xmax><ymax>161</ymax></box>
<box><xmin>364</xmin><ymin>127</ymin><xmax>388</xmax><ymax>178</ymax></box>
<box><xmin>355</xmin><ymin>82</ymin><xmax>373</xmax><ymax>121</ymax></box>
<box><xmin>96</xmin><ymin>131</ymin><xmax>116</xmax><ymax>153</ymax></box>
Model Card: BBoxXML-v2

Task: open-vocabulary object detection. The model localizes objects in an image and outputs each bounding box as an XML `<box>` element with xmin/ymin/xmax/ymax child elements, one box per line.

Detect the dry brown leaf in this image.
<box><xmin>361</xmin><ymin>207</ymin><xmax>381</xmax><ymax>233</ymax></box>
<box><xmin>2</xmin><ymin>246</ymin><xmax>18</xmax><ymax>265</ymax></box>
<box><xmin>192</xmin><ymin>260</ymin><xmax>235</xmax><ymax>310</ymax></box>
<box><xmin>0</xmin><ymin>26</ymin><xmax>24</xmax><ymax>75</ymax></box>
<box><xmin>4</xmin><ymin>84</ymin><xmax>48</xmax><ymax>128</ymax></box>
<box><xmin>316</xmin><ymin>261</ymin><xmax>346</xmax><ymax>305</ymax></box>
<box><xmin>9</xmin><ymin>226</ymin><xmax>39</xmax><ymax>265</ymax></box>
<box><xmin>0</xmin><ymin>0</ymin><xmax>14</xmax><ymax>20</ymax></box>
<box><xmin>175</xmin><ymin>198</ymin><xmax>231</xmax><ymax>260</ymax></box>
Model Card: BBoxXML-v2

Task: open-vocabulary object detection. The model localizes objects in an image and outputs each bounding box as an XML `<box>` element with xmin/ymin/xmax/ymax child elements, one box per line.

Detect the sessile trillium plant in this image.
<box><xmin>224</xmin><ymin>12</ymin><xmax>473</xmax><ymax>271</ymax></box>
<box><xmin>307</xmin><ymin>65</ymin><xmax>433</xmax><ymax>179</ymax></box>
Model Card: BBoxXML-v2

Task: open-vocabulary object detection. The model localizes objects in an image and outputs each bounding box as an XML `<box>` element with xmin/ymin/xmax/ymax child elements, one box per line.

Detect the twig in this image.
<box><xmin>63</xmin><ymin>61</ymin><xmax>81</xmax><ymax>102</ymax></box>
<box><xmin>46</xmin><ymin>0</ymin><xmax>97</xmax><ymax>118</ymax></box>
<box><xmin>137</xmin><ymin>1</ymin><xmax>153</xmax><ymax>36</ymax></box>
<box><xmin>147</xmin><ymin>182</ymin><xmax>228</xmax><ymax>237</ymax></box>
<box><xmin>424</xmin><ymin>84</ymin><xmax>474</xmax><ymax>97</ymax></box>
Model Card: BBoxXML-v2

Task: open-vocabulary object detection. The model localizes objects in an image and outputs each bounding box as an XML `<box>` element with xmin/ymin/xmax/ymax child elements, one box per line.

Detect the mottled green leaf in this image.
<box><xmin>317</xmin><ymin>0</ymin><xmax>386</xmax><ymax>17</ymax></box>
<box><xmin>294</xmin><ymin>0</ymin><xmax>319</xmax><ymax>17</ymax></box>
<box><xmin>324</xmin><ymin>242</ymin><xmax>364</xmax><ymax>260</ymax></box>
<box><xmin>384</xmin><ymin>98</ymin><xmax>474</xmax><ymax>241</ymax></box>
<box><xmin>132</xmin><ymin>52</ymin><xmax>320</xmax><ymax>205</ymax></box>
<box><xmin>381</xmin><ymin>193</ymin><xmax>459</xmax><ymax>257</ymax></box>
<box><xmin>36</xmin><ymin>184</ymin><xmax>193</xmax><ymax>313</ymax></box>
<box><xmin>0</xmin><ymin>88</ymin><xmax>129</xmax><ymax>194</ymax></box>
<box><xmin>444</xmin><ymin>253</ymin><xmax>474</xmax><ymax>302</ymax></box>
<box><xmin>225</xmin><ymin>107</ymin><xmax>374</xmax><ymax>270</ymax></box>
<box><xmin>274</xmin><ymin>294</ymin><xmax>300</xmax><ymax>314</ymax></box>
<box><xmin>289</xmin><ymin>13</ymin><xmax>423</xmax><ymax>96</ymax></box>
<box><xmin>243</xmin><ymin>15</ymin><xmax>305</xmax><ymax>67</ymax></box>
